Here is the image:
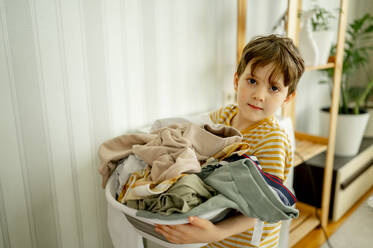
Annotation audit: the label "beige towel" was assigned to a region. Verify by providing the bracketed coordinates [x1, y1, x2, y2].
[98, 123, 242, 187]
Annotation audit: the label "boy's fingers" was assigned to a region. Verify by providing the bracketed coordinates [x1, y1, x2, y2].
[156, 225, 183, 239]
[156, 227, 180, 244]
[188, 216, 211, 229]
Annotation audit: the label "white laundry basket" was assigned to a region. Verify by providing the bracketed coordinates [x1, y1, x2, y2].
[105, 115, 296, 248]
[105, 173, 230, 248]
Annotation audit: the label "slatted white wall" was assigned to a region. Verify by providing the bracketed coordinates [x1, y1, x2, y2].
[0, 0, 236, 247]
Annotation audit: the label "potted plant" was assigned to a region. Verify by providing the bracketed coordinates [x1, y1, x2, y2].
[320, 13, 373, 156]
[298, 3, 336, 66]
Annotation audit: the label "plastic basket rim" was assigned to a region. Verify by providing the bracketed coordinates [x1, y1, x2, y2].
[105, 173, 228, 225]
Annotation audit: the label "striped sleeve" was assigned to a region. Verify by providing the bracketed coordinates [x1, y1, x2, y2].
[253, 128, 293, 181]
[209, 104, 236, 125]
[209, 109, 220, 124]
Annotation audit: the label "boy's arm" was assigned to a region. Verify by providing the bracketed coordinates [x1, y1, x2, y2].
[155, 213, 256, 244]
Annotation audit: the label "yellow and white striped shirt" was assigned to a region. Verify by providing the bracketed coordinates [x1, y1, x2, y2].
[205, 104, 293, 248]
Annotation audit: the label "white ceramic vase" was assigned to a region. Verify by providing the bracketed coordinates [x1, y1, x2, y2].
[298, 10, 318, 66]
[313, 30, 334, 65]
[320, 109, 370, 157]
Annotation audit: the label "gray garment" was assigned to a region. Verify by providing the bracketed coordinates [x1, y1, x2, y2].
[135, 159, 299, 223]
[126, 174, 216, 215]
[199, 158, 292, 206]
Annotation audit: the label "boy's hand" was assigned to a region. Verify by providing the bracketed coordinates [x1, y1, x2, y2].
[155, 216, 225, 244]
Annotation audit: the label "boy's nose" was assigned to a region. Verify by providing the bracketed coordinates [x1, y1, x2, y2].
[252, 87, 266, 101]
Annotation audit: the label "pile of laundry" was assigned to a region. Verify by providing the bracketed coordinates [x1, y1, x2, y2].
[98, 121, 298, 223]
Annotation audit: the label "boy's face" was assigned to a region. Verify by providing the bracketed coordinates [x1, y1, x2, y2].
[234, 62, 291, 127]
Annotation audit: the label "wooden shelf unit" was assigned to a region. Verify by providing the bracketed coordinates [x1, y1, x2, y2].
[305, 63, 335, 71]
[294, 132, 328, 167]
[289, 202, 320, 247]
[235, 0, 349, 247]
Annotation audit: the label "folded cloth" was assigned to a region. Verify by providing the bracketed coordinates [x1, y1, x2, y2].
[126, 174, 216, 215]
[117, 166, 185, 202]
[197, 155, 295, 206]
[114, 155, 147, 197]
[134, 158, 299, 223]
[98, 122, 242, 187]
[224, 154, 296, 206]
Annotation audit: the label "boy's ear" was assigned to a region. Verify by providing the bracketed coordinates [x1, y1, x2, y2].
[234, 73, 239, 91]
[284, 92, 296, 103]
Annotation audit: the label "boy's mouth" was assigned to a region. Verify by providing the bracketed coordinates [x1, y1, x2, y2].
[248, 103, 263, 110]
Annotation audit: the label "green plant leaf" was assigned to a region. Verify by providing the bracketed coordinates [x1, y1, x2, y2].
[309, 4, 336, 31]
[324, 12, 373, 114]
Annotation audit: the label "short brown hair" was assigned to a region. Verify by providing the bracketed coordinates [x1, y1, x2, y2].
[237, 34, 305, 96]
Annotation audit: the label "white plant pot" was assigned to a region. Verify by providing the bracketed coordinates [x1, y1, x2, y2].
[313, 30, 334, 65]
[364, 107, 373, 137]
[320, 109, 370, 157]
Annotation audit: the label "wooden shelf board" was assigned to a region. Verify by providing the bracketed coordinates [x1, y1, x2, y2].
[305, 63, 335, 71]
[290, 202, 320, 247]
[294, 132, 328, 167]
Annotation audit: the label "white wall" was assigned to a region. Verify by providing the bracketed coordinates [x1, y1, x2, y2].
[0, 1, 236, 247]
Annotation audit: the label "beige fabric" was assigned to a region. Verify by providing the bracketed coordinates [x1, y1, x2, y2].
[98, 123, 242, 187]
[204, 142, 251, 164]
[117, 166, 185, 202]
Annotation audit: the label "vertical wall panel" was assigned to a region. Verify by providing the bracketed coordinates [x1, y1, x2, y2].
[4, 0, 59, 247]
[0, 81, 33, 248]
[55, 1, 87, 247]
[196, 0, 217, 112]
[81, 0, 112, 246]
[0, 2, 35, 247]
[124, 0, 148, 129]
[61, 0, 100, 247]
[0, 165, 10, 248]
[184, 0, 201, 113]
[142, 0, 159, 122]
[103, 0, 127, 136]
[154, 1, 172, 118]
[0, 206, 6, 248]
[217, 0, 237, 105]
[170, 1, 187, 115]
[32, 0, 82, 247]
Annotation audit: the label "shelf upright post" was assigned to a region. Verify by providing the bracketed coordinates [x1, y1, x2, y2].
[321, 0, 349, 228]
[237, 0, 247, 66]
[283, 0, 302, 126]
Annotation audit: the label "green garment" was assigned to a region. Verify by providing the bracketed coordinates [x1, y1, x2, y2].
[135, 159, 299, 223]
[126, 174, 216, 215]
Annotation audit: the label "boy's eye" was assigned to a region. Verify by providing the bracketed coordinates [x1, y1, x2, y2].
[248, 78, 256, 85]
[270, 86, 279, 92]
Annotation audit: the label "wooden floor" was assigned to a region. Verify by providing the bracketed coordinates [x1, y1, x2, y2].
[293, 186, 373, 248]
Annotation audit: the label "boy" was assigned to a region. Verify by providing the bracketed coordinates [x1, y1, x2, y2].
[155, 34, 305, 247]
